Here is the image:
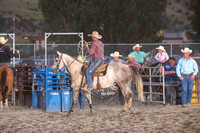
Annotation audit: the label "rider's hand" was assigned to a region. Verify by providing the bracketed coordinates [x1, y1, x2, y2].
[180, 76, 184, 80]
[85, 43, 88, 48]
[171, 71, 176, 74]
[190, 74, 195, 80]
[16, 50, 20, 54]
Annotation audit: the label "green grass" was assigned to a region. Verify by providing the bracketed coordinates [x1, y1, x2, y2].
[164, 0, 193, 32]
[0, 0, 43, 21]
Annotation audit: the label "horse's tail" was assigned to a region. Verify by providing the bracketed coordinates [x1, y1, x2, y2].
[130, 66, 144, 102]
[1, 68, 7, 89]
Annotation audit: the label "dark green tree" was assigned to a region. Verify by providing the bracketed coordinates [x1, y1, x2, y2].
[38, 0, 167, 43]
[189, 0, 200, 42]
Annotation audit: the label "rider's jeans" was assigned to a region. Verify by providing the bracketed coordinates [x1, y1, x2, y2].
[78, 91, 85, 110]
[181, 75, 194, 105]
[86, 58, 103, 89]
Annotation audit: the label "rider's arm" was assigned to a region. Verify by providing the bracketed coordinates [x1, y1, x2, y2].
[6, 47, 18, 58]
[87, 44, 96, 55]
[176, 59, 182, 78]
[143, 51, 151, 57]
[155, 53, 159, 61]
[165, 52, 169, 61]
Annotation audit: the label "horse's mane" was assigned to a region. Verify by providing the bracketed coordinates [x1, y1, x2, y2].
[61, 52, 84, 64]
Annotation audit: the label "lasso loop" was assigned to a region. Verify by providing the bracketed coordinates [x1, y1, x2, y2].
[77, 40, 91, 62]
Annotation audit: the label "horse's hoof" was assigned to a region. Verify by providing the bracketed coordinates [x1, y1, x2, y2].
[120, 110, 126, 115]
[89, 111, 93, 116]
[64, 113, 71, 117]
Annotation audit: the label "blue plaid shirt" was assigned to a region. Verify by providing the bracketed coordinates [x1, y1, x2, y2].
[164, 63, 180, 81]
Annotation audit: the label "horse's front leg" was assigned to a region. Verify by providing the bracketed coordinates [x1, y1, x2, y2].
[83, 85, 92, 114]
[68, 88, 79, 114]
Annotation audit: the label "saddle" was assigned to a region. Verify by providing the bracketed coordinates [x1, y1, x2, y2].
[80, 61, 108, 90]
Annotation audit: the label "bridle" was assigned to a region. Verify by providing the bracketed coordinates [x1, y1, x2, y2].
[55, 53, 76, 73]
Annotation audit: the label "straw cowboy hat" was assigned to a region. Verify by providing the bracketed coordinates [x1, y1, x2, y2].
[128, 54, 136, 59]
[0, 37, 8, 44]
[133, 44, 142, 50]
[88, 31, 102, 39]
[156, 46, 166, 52]
[181, 47, 192, 54]
[110, 51, 122, 57]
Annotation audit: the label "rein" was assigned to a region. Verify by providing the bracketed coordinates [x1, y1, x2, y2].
[56, 53, 76, 73]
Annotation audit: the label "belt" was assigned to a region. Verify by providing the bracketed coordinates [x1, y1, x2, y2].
[182, 73, 193, 76]
[92, 58, 102, 60]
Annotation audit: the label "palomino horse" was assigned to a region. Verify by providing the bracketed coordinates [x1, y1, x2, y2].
[0, 65, 14, 111]
[52, 51, 144, 114]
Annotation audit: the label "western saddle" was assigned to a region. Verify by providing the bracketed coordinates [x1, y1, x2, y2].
[80, 60, 108, 90]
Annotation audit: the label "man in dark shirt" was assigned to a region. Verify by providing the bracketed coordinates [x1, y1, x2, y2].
[0, 37, 20, 90]
[164, 57, 181, 105]
[0, 37, 19, 65]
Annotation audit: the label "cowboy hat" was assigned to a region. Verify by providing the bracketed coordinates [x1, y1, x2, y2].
[181, 47, 192, 54]
[133, 44, 142, 50]
[88, 31, 102, 39]
[156, 46, 166, 52]
[110, 51, 122, 57]
[0, 37, 8, 44]
[128, 54, 136, 59]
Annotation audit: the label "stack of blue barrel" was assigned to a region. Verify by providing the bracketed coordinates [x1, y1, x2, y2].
[32, 66, 72, 112]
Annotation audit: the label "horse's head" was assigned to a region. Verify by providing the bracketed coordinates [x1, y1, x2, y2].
[52, 51, 65, 73]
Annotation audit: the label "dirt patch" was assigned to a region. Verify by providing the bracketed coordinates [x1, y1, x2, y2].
[0, 104, 200, 132]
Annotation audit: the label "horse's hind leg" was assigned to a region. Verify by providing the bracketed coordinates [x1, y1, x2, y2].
[128, 97, 133, 110]
[118, 84, 133, 112]
[83, 85, 93, 114]
[0, 90, 3, 111]
[4, 87, 12, 108]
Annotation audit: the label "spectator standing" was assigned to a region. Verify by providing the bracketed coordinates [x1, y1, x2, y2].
[164, 57, 181, 105]
[176, 47, 198, 107]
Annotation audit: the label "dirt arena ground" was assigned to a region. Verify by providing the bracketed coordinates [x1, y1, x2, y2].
[0, 104, 200, 133]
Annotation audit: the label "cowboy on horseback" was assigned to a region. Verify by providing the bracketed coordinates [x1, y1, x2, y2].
[0, 37, 20, 89]
[85, 31, 104, 90]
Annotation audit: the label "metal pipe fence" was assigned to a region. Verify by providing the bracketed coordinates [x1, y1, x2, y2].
[3, 41, 200, 105]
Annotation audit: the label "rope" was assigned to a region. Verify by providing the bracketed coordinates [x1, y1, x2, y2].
[77, 40, 91, 62]
[148, 49, 156, 67]
[10, 47, 21, 64]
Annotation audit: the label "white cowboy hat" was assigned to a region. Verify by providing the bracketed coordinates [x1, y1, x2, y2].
[181, 47, 192, 54]
[133, 44, 142, 50]
[110, 51, 122, 57]
[156, 46, 166, 52]
[0, 37, 8, 44]
[88, 31, 102, 39]
[128, 54, 136, 59]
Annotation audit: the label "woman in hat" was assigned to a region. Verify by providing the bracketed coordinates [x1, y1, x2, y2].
[176, 47, 198, 107]
[155, 46, 169, 63]
[109, 51, 126, 64]
[85, 31, 104, 90]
